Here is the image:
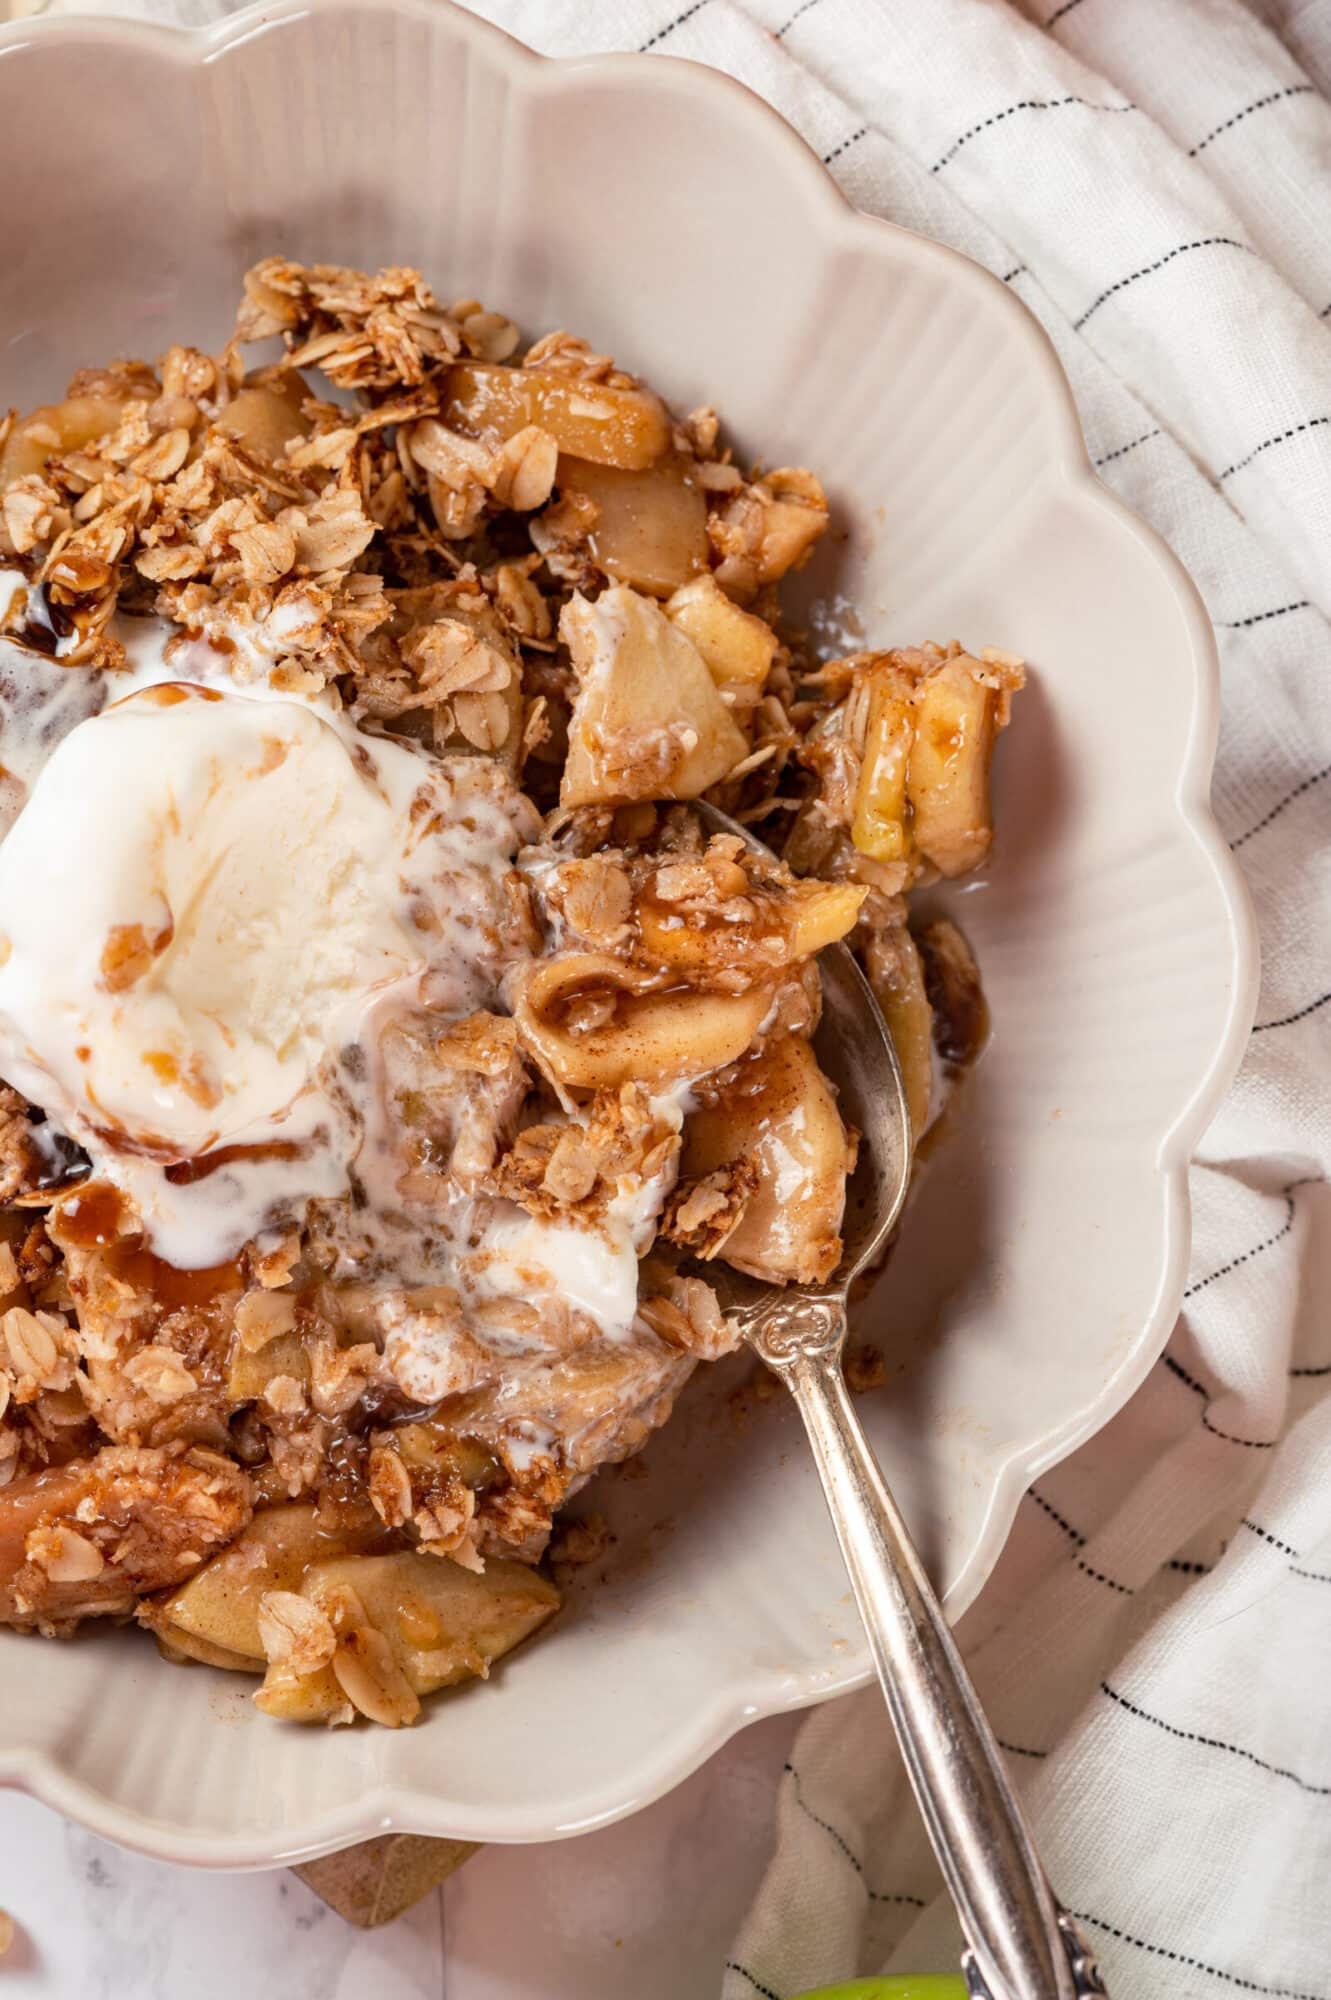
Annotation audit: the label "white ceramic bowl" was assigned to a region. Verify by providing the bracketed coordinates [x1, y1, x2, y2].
[0, 0, 1256, 1867]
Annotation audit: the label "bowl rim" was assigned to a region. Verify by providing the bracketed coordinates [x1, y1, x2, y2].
[0, 0, 1259, 1869]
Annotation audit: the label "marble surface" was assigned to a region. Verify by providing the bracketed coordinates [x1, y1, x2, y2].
[0, 1711, 800, 1997]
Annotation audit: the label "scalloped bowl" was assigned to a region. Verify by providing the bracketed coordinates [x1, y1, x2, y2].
[0, 0, 1255, 1866]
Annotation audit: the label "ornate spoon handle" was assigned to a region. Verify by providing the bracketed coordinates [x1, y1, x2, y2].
[757, 1298, 1106, 2000]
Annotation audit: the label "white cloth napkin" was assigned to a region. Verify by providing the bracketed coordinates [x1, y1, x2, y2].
[43, 0, 1331, 1991]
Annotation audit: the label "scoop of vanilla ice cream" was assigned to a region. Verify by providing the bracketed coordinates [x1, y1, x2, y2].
[0, 682, 429, 1163]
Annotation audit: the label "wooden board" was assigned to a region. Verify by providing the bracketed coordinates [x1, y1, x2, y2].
[292, 1834, 479, 1926]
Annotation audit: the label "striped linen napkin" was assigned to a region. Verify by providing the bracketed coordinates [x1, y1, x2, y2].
[43, 0, 1331, 1992]
[464, 7, 1331, 1996]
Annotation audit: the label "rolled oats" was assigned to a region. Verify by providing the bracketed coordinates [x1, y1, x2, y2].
[231, 517, 296, 585]
[2, 1308, 72, 1394]
[331, 1626, 421, 1728]
[256, 1589, 337, 1674]
[260, 1373, 307, 1418]
[367, 1444, 413, 1529]
[638, 1276, 738, 1362]
[307, 1344, 367, 1421]
[235, 1287, 299, 1350]
[121, 1346, 198, 1406]
[453, 689, 512, 750]
[4, 477, 68, 556]
[453, 303, 520, 364]
[489, 427, 557, 513]
[430, 1011, 519, 1076]
[26, 1523, 105, 1584]
[492, 559, 553, 641]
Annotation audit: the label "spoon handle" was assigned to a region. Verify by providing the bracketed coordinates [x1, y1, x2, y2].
[768, 1306, 1106, 2000]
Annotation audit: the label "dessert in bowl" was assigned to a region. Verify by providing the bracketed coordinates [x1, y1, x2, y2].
[0, 0, 1254, 1862]
[0, 257, 1020, 1729]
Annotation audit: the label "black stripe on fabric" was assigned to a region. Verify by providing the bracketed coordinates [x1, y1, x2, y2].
[1073, 238, 1252, 330]
[1242, 1518, 1300, 1559]
[1028, 1486, 1084, 1545]
[638, 0, 710, 50]
[998, 1738, 1049, 1760]
[1292, 1565, 1331, 1584]
[822, 125, 867, 165]
[1162, 1355, 1275, 1450]
[1079, 1556, 1134, 1592]
[725, 1964, 781, 2000]
[1188, 84, 1316, 157]
[1205, 1419, 1274, 1450]
[1030, 1489, 1212, 1580]
[1072, 1911, 1322, 1999]
[783, 1764, 926, 1906]
[1093, 427, 1161, 468]
[1253, 989, 1331, 1033]
[1182, 1179, 1322, 1296]
[1291, 1362, 1331, 1378]
[1101, 1681, 1331, 1795]
[1164, 1353, 1207, 1395]
[930, 95, 1133, 174]
[1219, 415, 1331, 482]
[1233, 763, 1330, 844]
[1166, 1558, 1214, 1575]
[1000, 263, 1028, 283]
[1045, 0, 1088, 24]
[774, 0, 824, 35]
[1218, 600, 1311, 631]
[1028, 1490, 1133, 1591]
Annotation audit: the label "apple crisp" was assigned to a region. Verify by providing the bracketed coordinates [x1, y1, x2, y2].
[0, 259, 1022, 1726]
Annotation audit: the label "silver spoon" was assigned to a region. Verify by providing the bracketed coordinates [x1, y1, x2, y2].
[694, 801, 1106, 2000]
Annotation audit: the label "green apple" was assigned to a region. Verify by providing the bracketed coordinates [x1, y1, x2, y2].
[792, 1979, 968, 2000]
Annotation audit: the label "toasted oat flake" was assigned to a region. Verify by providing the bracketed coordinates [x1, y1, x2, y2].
[2, 1308, 72, 1393]
[261, 1373, 306, 1418]
[122, 1346, 198, 1406]
[331, 1626, 421, 1728]
[367, 1444, 413, 1528]
[26, 1523, 105, 1583]
[490, 427, 558, 513]
[257, 1589, 337, 1674]
[235, 1287, 299, 1350]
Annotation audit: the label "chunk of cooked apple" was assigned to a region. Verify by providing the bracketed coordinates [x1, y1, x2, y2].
[664, 573, 778, 693]
[253, 1550, 560, 1723]
[559, 586, 748, 808]
[681, 1034, 854, 1285]
[905, 663, 998, 877]
[214, 372, 310, 461]
[557, 455, 708, 598]
[851, 661, 917, 864]
[515, 952, 772, 1090]
[638, 877, 864, 980]
[148, 1502, 386, 1668]
[442, 363, 669, 469]
[0, 394, 131, 484]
